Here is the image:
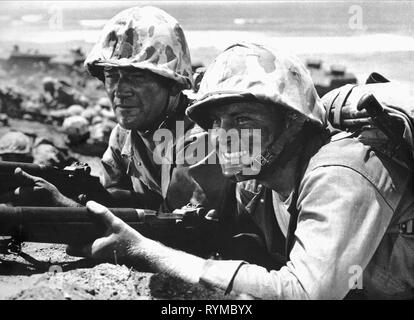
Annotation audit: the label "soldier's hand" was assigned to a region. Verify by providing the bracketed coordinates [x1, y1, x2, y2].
[12, 167, 68, 206]
[66, 201, 143, 260]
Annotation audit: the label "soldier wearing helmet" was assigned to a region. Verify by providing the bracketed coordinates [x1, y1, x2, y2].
[71, 43, 413, 300]
[10, 7, 228, 214]
[41, 77, 80, 110]
[0, 131, 33, 163]
[62, 115, 90, 145]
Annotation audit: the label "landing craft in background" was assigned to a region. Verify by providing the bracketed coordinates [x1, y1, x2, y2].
[6, 45, 54, 71]
[306, 58, 358, 97]
[4, 46, 86, 72]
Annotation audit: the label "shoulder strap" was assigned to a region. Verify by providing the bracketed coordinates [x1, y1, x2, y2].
[285, 186, 300, 257]
[327, 84, 357, 129]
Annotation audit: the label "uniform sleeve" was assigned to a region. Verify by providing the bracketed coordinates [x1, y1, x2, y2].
[200, 165, 395, 299]
[101, 127, 129, 189]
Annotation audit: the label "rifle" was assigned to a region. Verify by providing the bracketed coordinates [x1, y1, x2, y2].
[0, 161, 112, 206]
[0, 205, 287, 270]
[0, 205, 217, 256]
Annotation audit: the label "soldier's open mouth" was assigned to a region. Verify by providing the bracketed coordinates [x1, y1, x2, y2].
[218, 149, 254, 169]
[221, 150, 248, 161]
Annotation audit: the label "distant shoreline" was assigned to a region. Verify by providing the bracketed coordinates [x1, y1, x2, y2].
[2, 31, 414, 56]
[1, 35, 413, 96]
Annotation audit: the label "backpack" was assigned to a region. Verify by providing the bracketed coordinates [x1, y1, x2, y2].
[321, 73, 414, 169]
[286, 74, 414, 257]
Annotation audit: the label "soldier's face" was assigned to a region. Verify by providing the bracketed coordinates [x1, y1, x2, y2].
[104, 67, 170, 131]
[209, 102, 283, 178]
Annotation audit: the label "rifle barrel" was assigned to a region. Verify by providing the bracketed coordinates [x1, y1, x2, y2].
[0, 206, 180, 244]
[0, 161, 51, 176]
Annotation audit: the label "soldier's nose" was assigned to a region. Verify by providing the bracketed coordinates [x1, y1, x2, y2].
[114, 84, 134, 98]
[221, 118, 235, 131]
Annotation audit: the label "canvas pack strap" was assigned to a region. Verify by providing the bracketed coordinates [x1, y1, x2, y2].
[326, 84, 357, 129]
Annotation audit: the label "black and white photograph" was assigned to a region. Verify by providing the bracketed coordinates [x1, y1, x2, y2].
[0, 0, 413, 304]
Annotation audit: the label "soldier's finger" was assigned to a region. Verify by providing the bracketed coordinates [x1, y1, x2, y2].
[14, 168, 38, 186]
[14, 187, 36, 205]
[90, 236, 116, 259]
[86, 201, 120, 229]
[66, 244, 87, 257]
[66, 236, 113, 259]
[205, 209, 219, 221]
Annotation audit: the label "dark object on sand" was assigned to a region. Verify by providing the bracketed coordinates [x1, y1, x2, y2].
[306, 59, 358, 97]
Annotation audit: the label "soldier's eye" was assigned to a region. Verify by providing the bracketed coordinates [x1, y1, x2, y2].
[104, 72, 119, 79]
[129, 74, 145, 81]
[211, 117, 221, 128]
[236, 116, 251, 124]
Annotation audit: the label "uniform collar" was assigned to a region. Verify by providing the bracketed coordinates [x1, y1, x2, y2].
[120, 130, 133, 158]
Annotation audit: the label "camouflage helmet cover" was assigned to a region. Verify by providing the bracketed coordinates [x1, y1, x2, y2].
[62, 115, 90, 138]
[67, 104, 85, 116]
[186, 43, 326, 130]
[85, 6, 193, 89]
[0, 131, 32, 155]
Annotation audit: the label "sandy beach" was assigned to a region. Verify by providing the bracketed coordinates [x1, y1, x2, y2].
[0, 1, 413, 301]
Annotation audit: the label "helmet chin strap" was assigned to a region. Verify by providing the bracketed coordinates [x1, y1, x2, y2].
[249, 118, 314, 179]
[252, 119, 329, 181]
[257, 147, 278, 168]
[228, 146, 277, 183]
[249, 144, 279, 180]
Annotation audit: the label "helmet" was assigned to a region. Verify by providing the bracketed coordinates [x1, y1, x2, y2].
[0, 113, 8, 126]
[78, 95, 90, 108]
[67, 104, 85, 116]
[0, 131, 32, 155]
[81, 107, 99, 122]
[84, 6, 193, 90]
[22, 100, 42, 113]
[42, 77, 57, 92]
[32, 138, 64, 167]
[62, 115, 89, 141]
[32, 143, 62, 166]
[42, 77, 56, 86]
[186, 43, 325, 130]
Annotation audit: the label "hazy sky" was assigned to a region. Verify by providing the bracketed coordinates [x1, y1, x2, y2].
[1, 0, 388, 10]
